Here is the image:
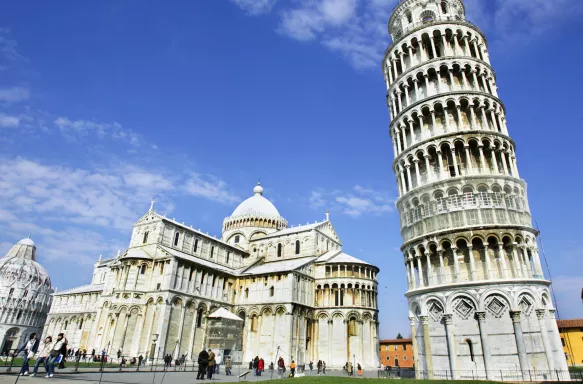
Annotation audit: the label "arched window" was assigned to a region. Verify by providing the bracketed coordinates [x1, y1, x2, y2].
[210, 246, 215, 258]
[277, 244, 282, 257]
[251, 315, 258, 332]
[420, 10, 436, 23]
[466, 339, 475, 361]
[173, 232, 180, 247]
[270, 286, 274, 297]
[140, 264, 147, 275]
[441, 1, 449, 14]
[348, 317, 357, 336]
[193, 239, 199, 253]
[295, 240, 300, 255]
[16, 311, 22, 320]
[196, 309, 204, 328]
[234, 235, 240, 244]
[226, 252, 230, 264]
[394, 358, 399, 367]
[142, 231, 149, 244]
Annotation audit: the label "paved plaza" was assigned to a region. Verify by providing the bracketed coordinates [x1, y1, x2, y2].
[0, 368, 379, 384]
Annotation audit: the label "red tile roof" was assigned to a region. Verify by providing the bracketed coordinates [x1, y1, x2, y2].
[380, 338, 412, 343]
[557, 319, 583, 328]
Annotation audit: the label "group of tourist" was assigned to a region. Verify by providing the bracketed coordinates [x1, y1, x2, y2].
[195, 348, 217, 380]
[343, 361, 362, 376]
[14, 332, 68, 378]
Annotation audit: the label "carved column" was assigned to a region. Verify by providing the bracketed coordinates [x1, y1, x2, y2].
[536, 309, 554, 370]
[510, 310, 528, 374]
[420, 315, 433, 379]
[443, 314, 457, 379]
[476, 312, 493, 380]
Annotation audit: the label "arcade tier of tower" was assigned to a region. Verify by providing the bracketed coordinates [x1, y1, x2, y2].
[383, 0, 568, 379]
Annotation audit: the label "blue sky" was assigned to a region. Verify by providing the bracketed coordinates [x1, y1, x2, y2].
[1, 0, 582, 338]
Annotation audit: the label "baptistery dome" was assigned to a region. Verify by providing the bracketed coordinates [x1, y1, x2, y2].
[0, 237, 53, 355]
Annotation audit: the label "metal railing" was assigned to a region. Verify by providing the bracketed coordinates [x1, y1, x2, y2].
[378, 369, 583, 381]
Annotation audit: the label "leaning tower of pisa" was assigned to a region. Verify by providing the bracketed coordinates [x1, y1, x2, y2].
[383, 0, 568, 379]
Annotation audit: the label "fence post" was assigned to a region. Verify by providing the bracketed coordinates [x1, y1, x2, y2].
[557, 369, 560, 382]
[6, 353, 15, 373]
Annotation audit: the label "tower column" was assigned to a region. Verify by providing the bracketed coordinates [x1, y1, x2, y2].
[536, 309, 555, 370]
[443, 314, 457, 379]
[420, 315, 433, 379]
[510, 310, 528, 374]
[476, 312, 493, 380]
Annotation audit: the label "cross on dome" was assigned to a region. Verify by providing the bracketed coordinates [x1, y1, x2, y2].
[253, 181, 263, 196]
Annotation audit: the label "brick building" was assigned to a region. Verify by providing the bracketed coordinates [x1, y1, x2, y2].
[557, 319, 583, 366]
[380, 338, 414, 368]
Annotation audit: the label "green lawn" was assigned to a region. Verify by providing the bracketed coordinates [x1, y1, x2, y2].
[284, 377, 498, 384]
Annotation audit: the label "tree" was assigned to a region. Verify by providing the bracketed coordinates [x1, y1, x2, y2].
[396, 333, 403, 339]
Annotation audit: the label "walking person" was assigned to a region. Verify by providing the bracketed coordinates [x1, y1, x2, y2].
[317, 360, 322, 375]
[257, 357, 264, 376]
[138, 354, 143, 367]
[277, 357, 285, 378]
[347, 361, 353, 376]
[225, 356, 232, 376]
[308, 361, 313, 375]
[47, 333, 67, 378]
[14, 333, 39, 376]
[207, 349, 215, 380]
[322, 361, 326, 375]
[290, 360, 296, 377]
[196, 349, 209, 380]
[30, 336, 53, 377]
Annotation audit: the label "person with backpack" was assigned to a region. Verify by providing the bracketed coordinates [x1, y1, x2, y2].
[14, 333, 39, 376]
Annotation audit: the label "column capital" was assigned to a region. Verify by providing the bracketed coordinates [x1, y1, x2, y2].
[442, 314, 453, 325]
[413, 158, 420, 164]
[475, 311, 486, 323]
[548, 309, 556, 319]
[412, 78, 419, 83]
[419, 315, 429, 325]
[424, 153, 431, 159]
[535, 309, 546, 320]
[409, 316, 416, 326]
[510, 310, 521, 323]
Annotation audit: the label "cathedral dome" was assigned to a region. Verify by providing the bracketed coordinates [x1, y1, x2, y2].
[231, 183, 280, 217]
[223, 182, 288, 234]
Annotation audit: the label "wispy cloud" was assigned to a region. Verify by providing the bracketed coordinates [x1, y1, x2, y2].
[231, 0, 583, 69]
[0, 86, 29, 102]
[54, 117, 143, 146]
[0, 113, 21, 127]
[0, 158, 239, 233]
[231, 0, 278, 15]
[310, 185, 394, 216]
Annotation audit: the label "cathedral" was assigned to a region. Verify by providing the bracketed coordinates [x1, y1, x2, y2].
[43, 183, 380, 368]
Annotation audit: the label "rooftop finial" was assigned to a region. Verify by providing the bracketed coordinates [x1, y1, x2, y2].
[98, 254, 102, 261]
[28, 233, 32, 239]
[150, 198, 155, 211]
[253, 181, 264, 196]
[325, 209, 330, 221]
[117, 249, 121, 257]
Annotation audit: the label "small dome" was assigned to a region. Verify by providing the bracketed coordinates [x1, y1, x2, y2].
[231, 183, 280, 218]
[18, 237, 35, 247]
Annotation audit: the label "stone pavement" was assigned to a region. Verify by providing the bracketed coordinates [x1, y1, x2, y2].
[0, 369, 380, 384]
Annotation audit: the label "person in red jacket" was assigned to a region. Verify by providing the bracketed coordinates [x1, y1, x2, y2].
[257, 358, 264, 376]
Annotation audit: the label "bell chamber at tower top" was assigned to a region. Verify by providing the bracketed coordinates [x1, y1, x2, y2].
[389, 0, 467, 40]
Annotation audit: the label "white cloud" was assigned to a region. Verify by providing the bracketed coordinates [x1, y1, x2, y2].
[0, 113, 20, 127]
[235, 0, 583, 69]
[231, 0, 278, 15]
[310, 184, 394, 216]
[0, 86, 29, 102]
[184, 173, 240, 204]
[54, 116, 142, 146]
